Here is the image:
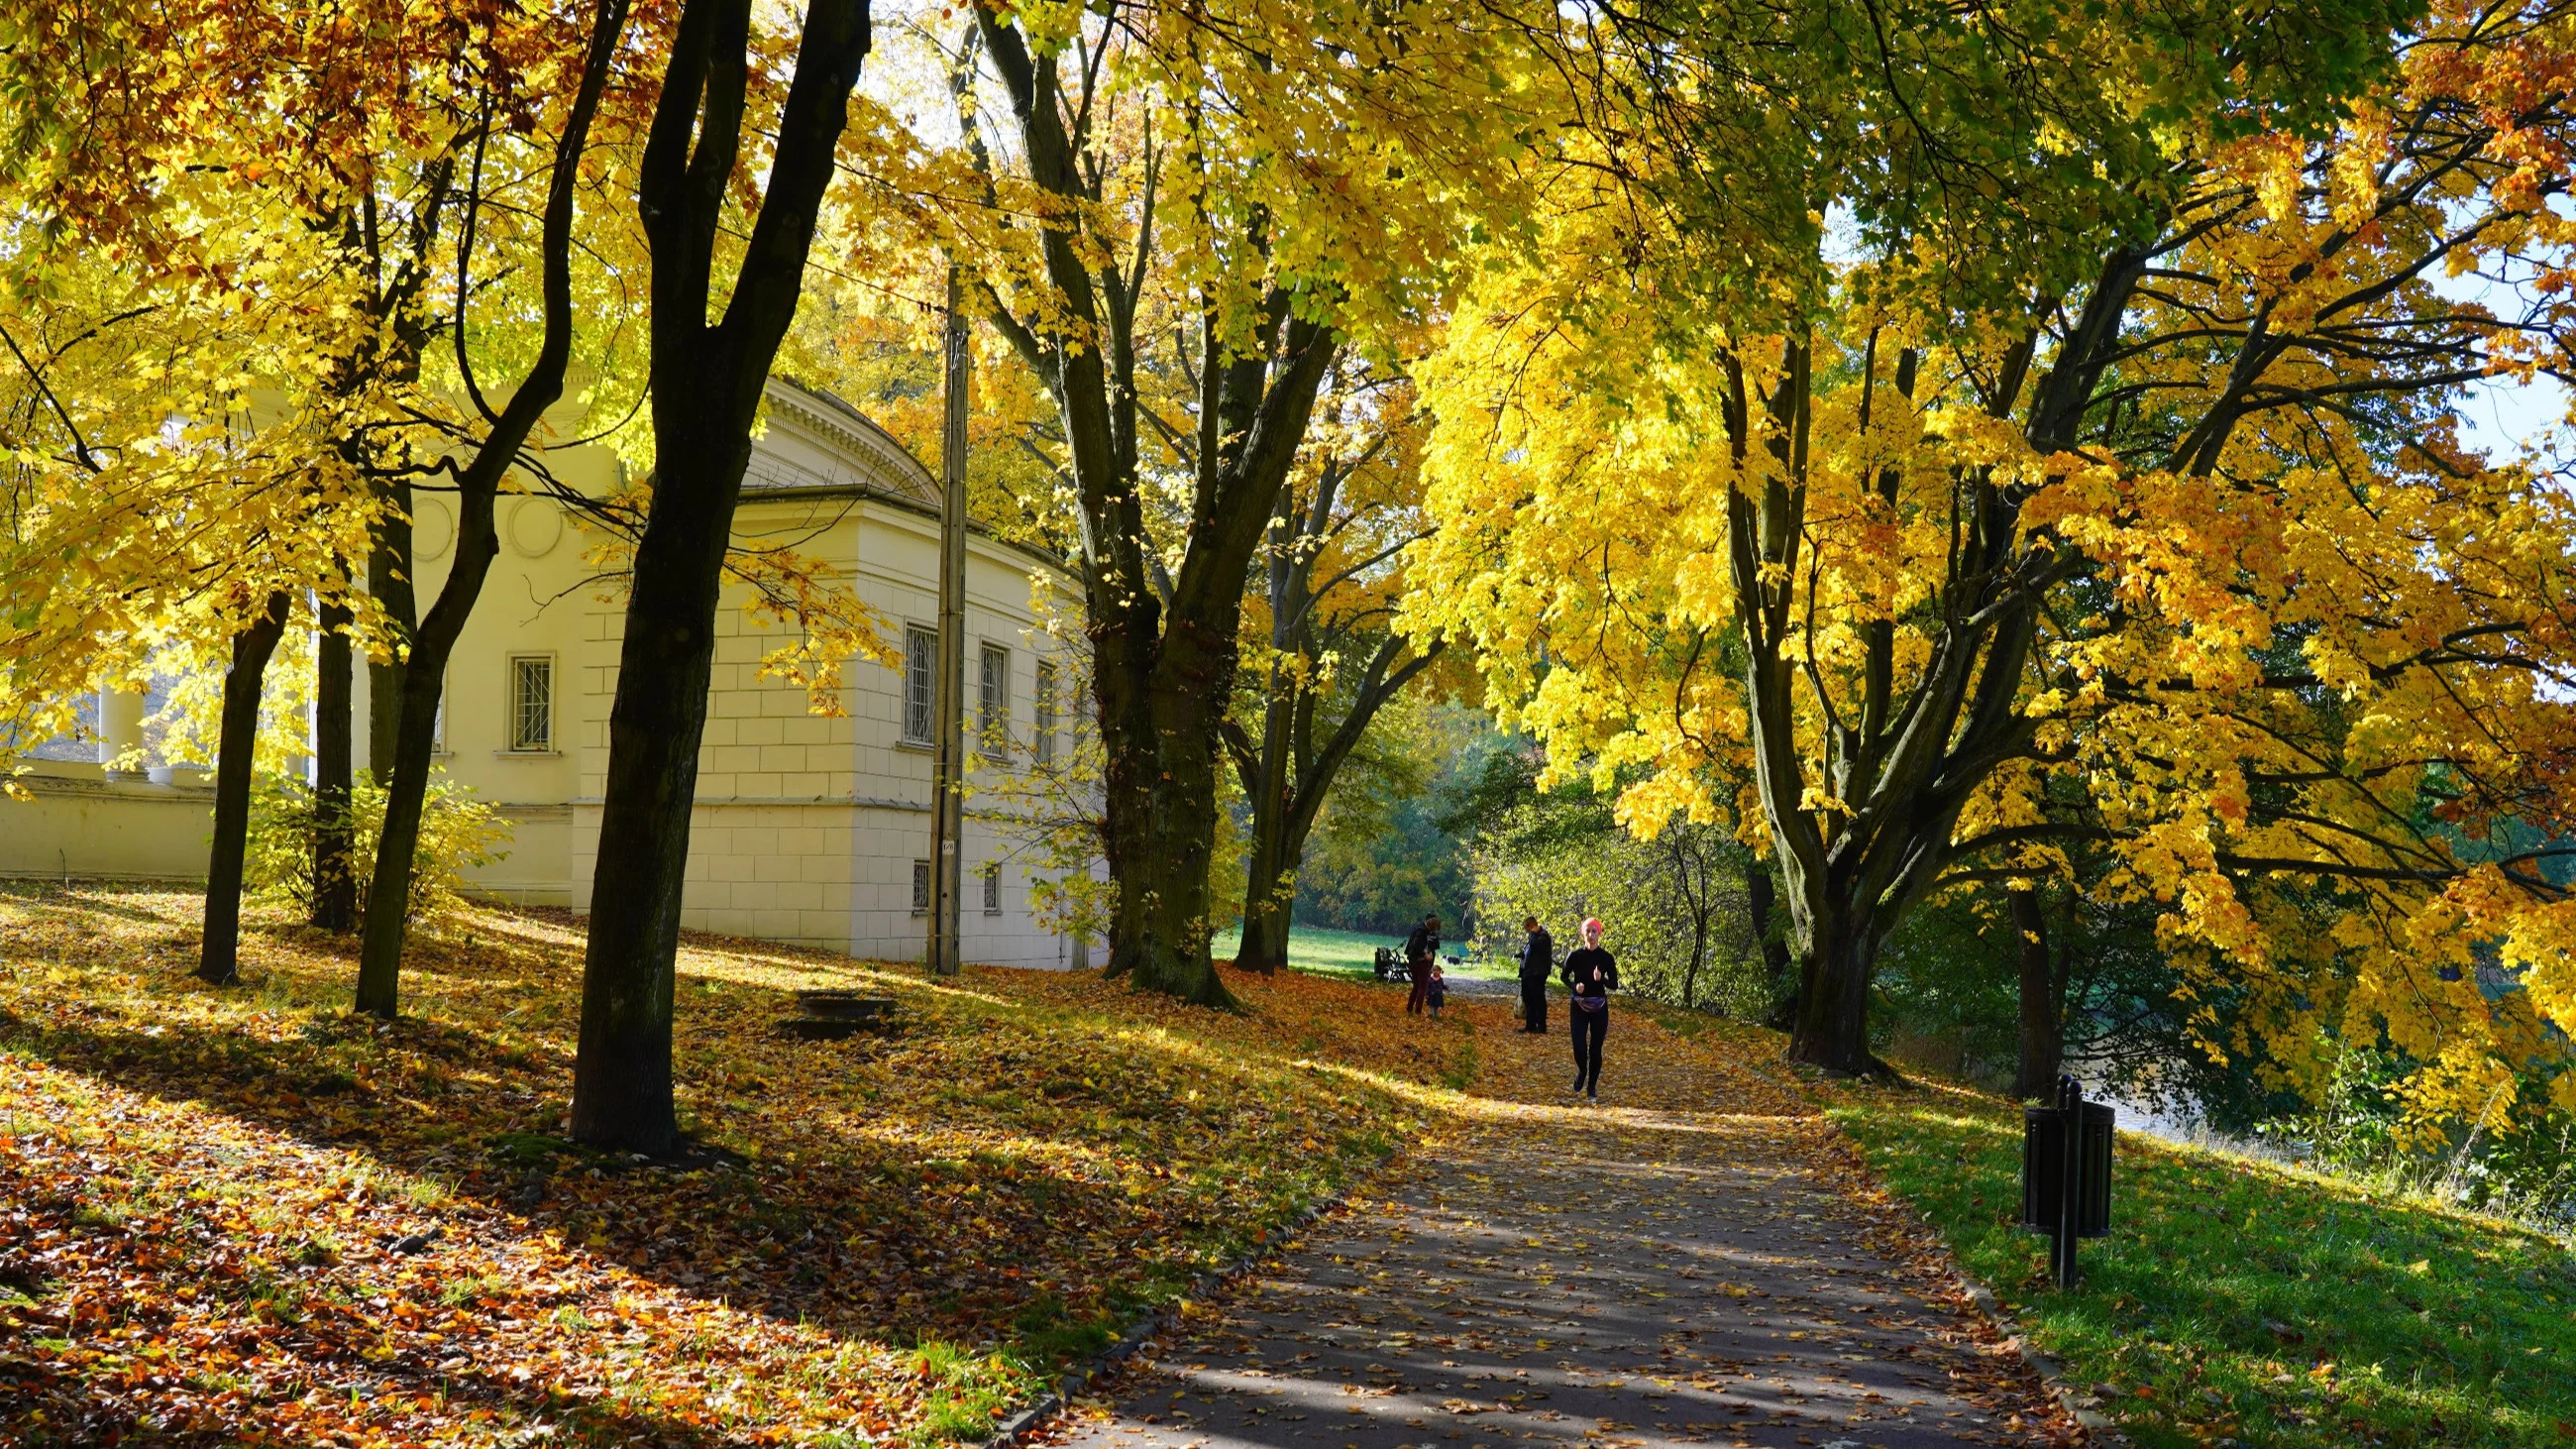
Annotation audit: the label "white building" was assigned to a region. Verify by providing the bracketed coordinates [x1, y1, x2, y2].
[3, 379, 1095, 971]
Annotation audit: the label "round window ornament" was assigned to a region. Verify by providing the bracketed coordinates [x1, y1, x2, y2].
[508, 498, 565, 558]
[413, 497, 456, 561]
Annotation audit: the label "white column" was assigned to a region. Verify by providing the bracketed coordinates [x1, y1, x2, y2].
[98, 685, 147, 780]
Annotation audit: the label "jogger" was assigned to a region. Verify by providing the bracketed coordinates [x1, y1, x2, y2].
[1559, 918, 1617, 1098]
[1570, 1001, 1607, 1093]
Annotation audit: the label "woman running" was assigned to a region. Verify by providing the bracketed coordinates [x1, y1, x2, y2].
[1559, 918, 1618, 1100]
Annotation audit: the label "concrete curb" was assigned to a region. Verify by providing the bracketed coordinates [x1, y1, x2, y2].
[976, 1167, 1383, 1449]
[1952, 1277, 2130, 1446]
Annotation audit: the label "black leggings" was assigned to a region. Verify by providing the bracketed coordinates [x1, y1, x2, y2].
[1570, 1005, 1608, 1091]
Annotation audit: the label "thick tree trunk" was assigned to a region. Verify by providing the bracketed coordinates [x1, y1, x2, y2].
[2010, 885, 2062, 1097]
[1098, 640, 1237, 1006]
[312, 598, 357, 931]
[1785, 905, 1877, 1075]
[198, 592, 292, 985]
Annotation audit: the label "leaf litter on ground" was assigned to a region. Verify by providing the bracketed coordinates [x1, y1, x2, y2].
[0, 884, 1467, 1447]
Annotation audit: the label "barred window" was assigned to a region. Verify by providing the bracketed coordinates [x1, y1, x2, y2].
[912, 859, 931, 914]
[1033, 661, 1058, 767]
[978, 644, 1010, 751]
[903, 624, 936, 745]
[507, 656, 552, 752]
[981, 862, 1002, 915]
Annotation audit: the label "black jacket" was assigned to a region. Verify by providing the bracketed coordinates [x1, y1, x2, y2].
[1561, 947, 1618, 1000]
[1519, 929, 1555, 981]
[1404, 922, 1440, 962]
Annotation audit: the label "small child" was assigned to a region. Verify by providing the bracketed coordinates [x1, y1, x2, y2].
[1426, 960, 1448, 1019]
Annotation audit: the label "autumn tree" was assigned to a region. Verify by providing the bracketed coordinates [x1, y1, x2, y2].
[1225, 361, 1443, 971]
[1413, 0, 2576, 1128]
[933, 0, 1547, 1005]
[567, 0, 875, 1153]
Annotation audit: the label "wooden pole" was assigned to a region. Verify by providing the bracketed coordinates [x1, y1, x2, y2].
[927, 266, 971, 977]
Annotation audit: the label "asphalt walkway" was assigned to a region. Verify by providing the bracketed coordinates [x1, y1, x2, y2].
[1048, 995, 2077, 1449]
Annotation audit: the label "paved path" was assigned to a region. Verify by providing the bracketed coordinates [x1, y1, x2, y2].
[1049, 998, 2076, 1449]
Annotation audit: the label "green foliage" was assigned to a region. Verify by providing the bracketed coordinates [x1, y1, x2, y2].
[1292, 700, 1498, 935]
[1830, 1078, 2576, 1448]
[1456, 746, 1771, 1017]
[243, 769, 511, 925]
[1874, 880, 2296, 1131]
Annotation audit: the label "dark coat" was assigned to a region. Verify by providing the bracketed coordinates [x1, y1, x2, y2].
[1519, 929, 1555, 981]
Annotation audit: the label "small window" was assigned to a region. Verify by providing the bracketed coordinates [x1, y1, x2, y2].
[978, 644, 1010, 751]
[507, 656, 552, 752]
[981, 862, 1002, 915]
[1033, 661, 1058, 767]
[903, 624, 936, 745]
[912, 859, 931, 914]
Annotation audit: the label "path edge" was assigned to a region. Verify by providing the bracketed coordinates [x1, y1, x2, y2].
[1786, 1061, 2132, 1448]
[975, 1156, 1386, 1449]
[1950, 1272, 2132, 1446]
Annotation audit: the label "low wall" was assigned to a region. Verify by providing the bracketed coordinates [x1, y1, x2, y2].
[0, 763, 213, 885]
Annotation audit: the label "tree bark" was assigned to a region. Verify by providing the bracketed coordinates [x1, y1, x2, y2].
[366, 479, 415, 782]
[974, 14, 1343, 1007]
[2010, 885, 2062, 1097]
[198, 591, 292, 985]
[1785, 905, 1878, 1075]
[1745, 858, 1796, 1029]
[312, 596, 357, 931]
[353, 0, 630, 1019]
[569, 0, 872, 1153]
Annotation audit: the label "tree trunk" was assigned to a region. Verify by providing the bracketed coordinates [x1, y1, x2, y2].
[1785, 905, 1877, 1075]
[571, 429, 740, 1154]
[1234, 692, 1295, 972]
[366, 479, 415, 782]
[198, 592, 291, 985]
[1235, 833, 1293, 972]
[2011, 885, 2062, 1097]
[1745, 860, 1797, 1029]
[1097, 638, 1237, 1006]
[312, 597, 357, 931]
[352, 0, 629, 1019]
[569, 0, 871, 1153]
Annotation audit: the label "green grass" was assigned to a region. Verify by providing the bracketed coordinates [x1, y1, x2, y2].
[1827, 1075, 2576, 1448]
[1213, 924, 1521, 982]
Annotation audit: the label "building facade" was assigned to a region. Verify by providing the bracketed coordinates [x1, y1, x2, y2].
[4, 379, 1095, 971]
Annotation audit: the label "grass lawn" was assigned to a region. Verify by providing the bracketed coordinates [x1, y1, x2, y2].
[1212, 923, 1521, 983]
[0, 884, 1472, 1447]
[1825, 1073, 2576, 1448]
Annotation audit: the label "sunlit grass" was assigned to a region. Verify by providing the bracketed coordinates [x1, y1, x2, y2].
[1827, 1075, 2576, 1448]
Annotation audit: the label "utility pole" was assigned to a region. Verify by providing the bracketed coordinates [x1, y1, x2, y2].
[926, 267, 971, 977]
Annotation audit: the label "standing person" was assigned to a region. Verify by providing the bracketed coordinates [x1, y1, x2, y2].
[1518, 916, 1554, 1034]
[1426, 957, 1448, 1020]
[1560, 918, 1617, 1099]
[1403, 913, 1442, 1015]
